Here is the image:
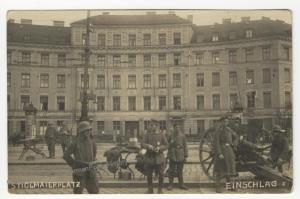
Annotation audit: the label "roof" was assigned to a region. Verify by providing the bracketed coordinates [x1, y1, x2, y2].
[71, 14, 191, 26]
[191, 19, 292, 43]
[7, 23, 71, 45]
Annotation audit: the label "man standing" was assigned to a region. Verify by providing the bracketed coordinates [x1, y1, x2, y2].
[213, 116, 238, 193]
[44, 122, 57, 159]
[63, 121, 99, 194]
[60, 122, 72, 153]
[167, 124, 188, 190]
[270, 125, 289, 173]
[141, 119, 168, 194]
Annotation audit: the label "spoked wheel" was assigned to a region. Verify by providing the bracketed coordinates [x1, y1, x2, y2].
[199, 128, 216, 181]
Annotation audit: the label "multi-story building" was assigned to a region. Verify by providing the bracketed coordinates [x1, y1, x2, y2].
[7, 13, 292, 140]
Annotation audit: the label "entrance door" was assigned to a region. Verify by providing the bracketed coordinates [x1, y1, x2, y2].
[125, 121, 139, 139]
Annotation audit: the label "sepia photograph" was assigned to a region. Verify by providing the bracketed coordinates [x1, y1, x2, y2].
[6, 9, 293, 194]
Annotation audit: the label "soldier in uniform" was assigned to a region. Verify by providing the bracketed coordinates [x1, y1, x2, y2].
[167, 124, 188, 190]
[63, 121, 99, 194]
[141, 119, 168, 194]
[60, 122, 72, 153]
[213, 116, 238, 193]
[44, 122, 57, 159]
[270, 125, 289, 173]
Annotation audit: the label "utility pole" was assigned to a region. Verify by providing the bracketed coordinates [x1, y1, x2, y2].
[80, 10, 92, 122]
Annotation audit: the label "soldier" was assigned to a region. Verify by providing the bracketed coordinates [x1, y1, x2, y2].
[213, 116, 238, 193]
[44, 122, 57, 159]
[167, 124, 188, 190]
[141, 119, 168, 194]
[63, 121, 99, 194]
[270, 125, 289, 173]
[60, 122, 72, 153]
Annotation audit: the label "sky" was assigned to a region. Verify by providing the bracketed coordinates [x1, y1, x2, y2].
[7, 10, 291, 27]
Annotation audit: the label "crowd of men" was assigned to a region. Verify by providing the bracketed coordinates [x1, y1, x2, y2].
[41, 117, 290, 194]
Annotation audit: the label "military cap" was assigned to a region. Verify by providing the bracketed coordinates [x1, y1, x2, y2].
[272, 125, 286, 133]
[77, 121, 92, 134]
[219, 116, 230, 121]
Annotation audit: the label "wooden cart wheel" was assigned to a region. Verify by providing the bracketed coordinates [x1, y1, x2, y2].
[199, 127, 216, 181]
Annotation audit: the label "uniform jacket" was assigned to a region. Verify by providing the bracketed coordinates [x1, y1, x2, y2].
[270, 135, 289, 161]
[167, 132, 188, 162]
[45, 126, 57, 143]
[141, 131, 168, 165]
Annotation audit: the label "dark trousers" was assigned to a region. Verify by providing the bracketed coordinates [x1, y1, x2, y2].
[47, 140, 55, 158]
[145, 164, 164, 191]
[73, 171, 99, 194]
[168, 161, 184, 185]
[61, 144, 66, 153]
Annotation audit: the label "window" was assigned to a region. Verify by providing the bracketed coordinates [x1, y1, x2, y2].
[56, 74, 66, 88]
[197, 95, 204, 110]
[22, 52, 31, 64]
[212, 51, 220, 64]
[128, 34, 136, 46]
[81, 54, 86, 65]
[247, 91, 256, 108]
[144, 96, 151, 111]
[159, 121, 166, 131]
[173, 96, 181, 110]
[229, 31, 236, 40]
[40, 95, 48, 111]
[58, 54, 66, 66]
[128, 54, 136, 67]
[81, 74, 89, 88]
[159, 54, 166, 67]
[196, 73, 204, 87]
[97, 96, 105, 111]
[263, 68, 271, 84]
[23, 34, 30, 42]
[174, 33, 181, 45]
[283, 47, 290, 60]
[174, 53, 181, 66]
[173, 73, 181, 88]
[20, 95, 30, 110]
[159, 96, 167, 111]
[285, 91, 291, 108]
[196, 53, 204, 65]
[113, 121, 121, 132]
[212, 72, 220, 87]
[97, 75, 105, 89]
[113, 34, 121, 46]
[144, 121, 150, 132]
[245, 48, 254, 62]
[212, 94, 220, 110]
[159, 74, 167, 88]
[113, 55, 121, 68]
[159, 33, 166, 45]
[98, 34, 106, 46]
[245, 29, 253, 38]
[143, 54, 151, 67]
[143, 34, 151, 46]
[128, 96, 136, 111]
[21, 73, 30, 88]
[82, 33, 87, 45]
[197, 120, 205, 135]
[40, 74, 49, 88]
[39, 121, 48, 136]
[97, 121, 105, 134]
[128, 75, 136, 89]
[263, 92, 272, 108]
[7, 51, 12, 64]
[113, 96, 121, 111]
[97, 55, 105, 68]
[7, 72, 11, 87]
[229, 72, 237, 86]
[41, 53, 49, 65]
[57, 96, 65, 111]
[285, 68, 290, 83]
[229, 93, 239, 109]
[228, 50, 237, 63]
[143, 74, 151, 88]
[246, 70, 254, 84]
[113, 75, 121, 89]
[262, 47, 271, 60]
[212, 32, 219, 42]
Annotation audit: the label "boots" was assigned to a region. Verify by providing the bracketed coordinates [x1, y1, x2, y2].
[215, 176, 222, 193]
[167, 176, 173, 190]
[146, 175, 154, 194]
[178, 173, 188, 190]
[158, 173, 164, 194]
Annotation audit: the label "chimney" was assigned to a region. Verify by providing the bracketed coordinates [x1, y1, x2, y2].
[21, 19, 32, 25]
[241, 16, 250, 24]
[222, 18, 231, 24]
[146, 11, 156, 15]
[53, 21, 64, 27]
[8, 19, 15, 23]
[103, 12, 110, 15]
[168, 11, 176, 15]
[187, 15, 193, 23]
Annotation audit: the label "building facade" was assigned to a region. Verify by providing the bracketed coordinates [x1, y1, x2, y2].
[7, 13, 292, 140]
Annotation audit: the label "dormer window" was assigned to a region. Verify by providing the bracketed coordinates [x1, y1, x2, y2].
[229, 31, 236, 40]
[212, 32, 219, 42]
[245, 29, 253, 38]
